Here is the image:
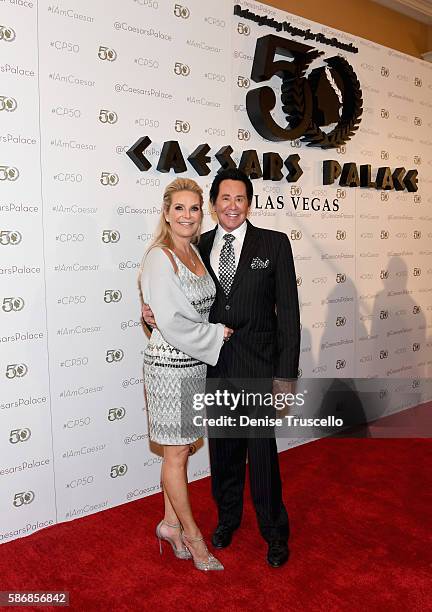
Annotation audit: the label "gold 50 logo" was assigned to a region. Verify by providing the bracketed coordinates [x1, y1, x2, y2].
[106, 349, 124, 363]
[99, 109, 118, 124]
[2, 297, 24, 312]
[0, 25, 16, 42]
[0, 230, 22, 245]
[102, 230, 120, 243]
[174, 4, 190, 18]
[237, 22, 250, 36]
[110, 464, 128, 478]
[0, 166, 19, 181]
[174, 62, 190, 77]
[98, 45, 117, 61]
[0, 96, 17, 111]
[13, 491, 35, 507]
[104, 289, 122, 303]
[108, 407, 126, 421]
[175, 120, 190, 133]
[100, 172, 119, 186]
[9, 427, 31, 444]
[237, 75, 250, 89]
[6, 363, 28, 379]
[238, 128, 251, 141]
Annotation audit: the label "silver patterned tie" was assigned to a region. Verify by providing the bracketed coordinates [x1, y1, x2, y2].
[219, 234, 236, 295]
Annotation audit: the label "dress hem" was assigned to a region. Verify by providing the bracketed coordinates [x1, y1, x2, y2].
[149, 436, 203, 446]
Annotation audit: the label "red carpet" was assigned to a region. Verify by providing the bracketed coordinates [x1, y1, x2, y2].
[1, 434, 431, 611]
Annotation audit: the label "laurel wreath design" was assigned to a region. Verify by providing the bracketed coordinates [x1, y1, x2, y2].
[301, 56, 363, 148]
[281, 49, 322, 132]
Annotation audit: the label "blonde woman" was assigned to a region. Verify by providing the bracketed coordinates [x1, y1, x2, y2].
[140, 178, 233, 571]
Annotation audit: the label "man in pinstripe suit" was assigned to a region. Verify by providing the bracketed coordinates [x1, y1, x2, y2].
[200, 168, 300, 567]
[143, 168, 300, 566]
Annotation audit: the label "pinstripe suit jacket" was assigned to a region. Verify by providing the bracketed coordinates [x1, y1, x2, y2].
[198, 220, 300, 380]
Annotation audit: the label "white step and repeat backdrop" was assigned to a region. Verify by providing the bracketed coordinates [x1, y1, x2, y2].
[1, 0, 431, 543]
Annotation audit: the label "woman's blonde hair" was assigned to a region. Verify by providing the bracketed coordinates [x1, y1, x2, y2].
[150, 178, 204, 251]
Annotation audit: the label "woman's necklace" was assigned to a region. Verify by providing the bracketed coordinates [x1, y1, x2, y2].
[175, 245, 196, 268]
[189, 246, 196, 267]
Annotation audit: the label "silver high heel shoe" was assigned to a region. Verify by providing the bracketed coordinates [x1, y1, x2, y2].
[182, 533, 224, 571]
[156, 520, 192, 560]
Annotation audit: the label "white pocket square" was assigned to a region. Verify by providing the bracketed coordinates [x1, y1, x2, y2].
[250, 257, 269, 269]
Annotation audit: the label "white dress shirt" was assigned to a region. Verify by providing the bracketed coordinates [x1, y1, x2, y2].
[210, 221, 247, 280]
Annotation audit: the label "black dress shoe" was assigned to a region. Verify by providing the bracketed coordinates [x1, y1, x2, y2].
[211, 525, 234, 548]
[267, 540, 289, 567]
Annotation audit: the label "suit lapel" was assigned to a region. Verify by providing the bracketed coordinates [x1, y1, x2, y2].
[198, 226, 221, 290]
[228, 220, 260, 298]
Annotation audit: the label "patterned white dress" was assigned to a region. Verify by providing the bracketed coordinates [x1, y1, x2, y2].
[140, 246, 224, 445]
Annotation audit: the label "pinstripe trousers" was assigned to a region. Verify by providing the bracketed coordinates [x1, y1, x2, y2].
[208, 436, 289, 542]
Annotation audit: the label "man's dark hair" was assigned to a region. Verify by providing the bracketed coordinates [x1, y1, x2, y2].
[209, 168, 253, 205]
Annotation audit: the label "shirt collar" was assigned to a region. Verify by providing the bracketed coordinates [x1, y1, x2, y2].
[215, 220, 247, 244]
